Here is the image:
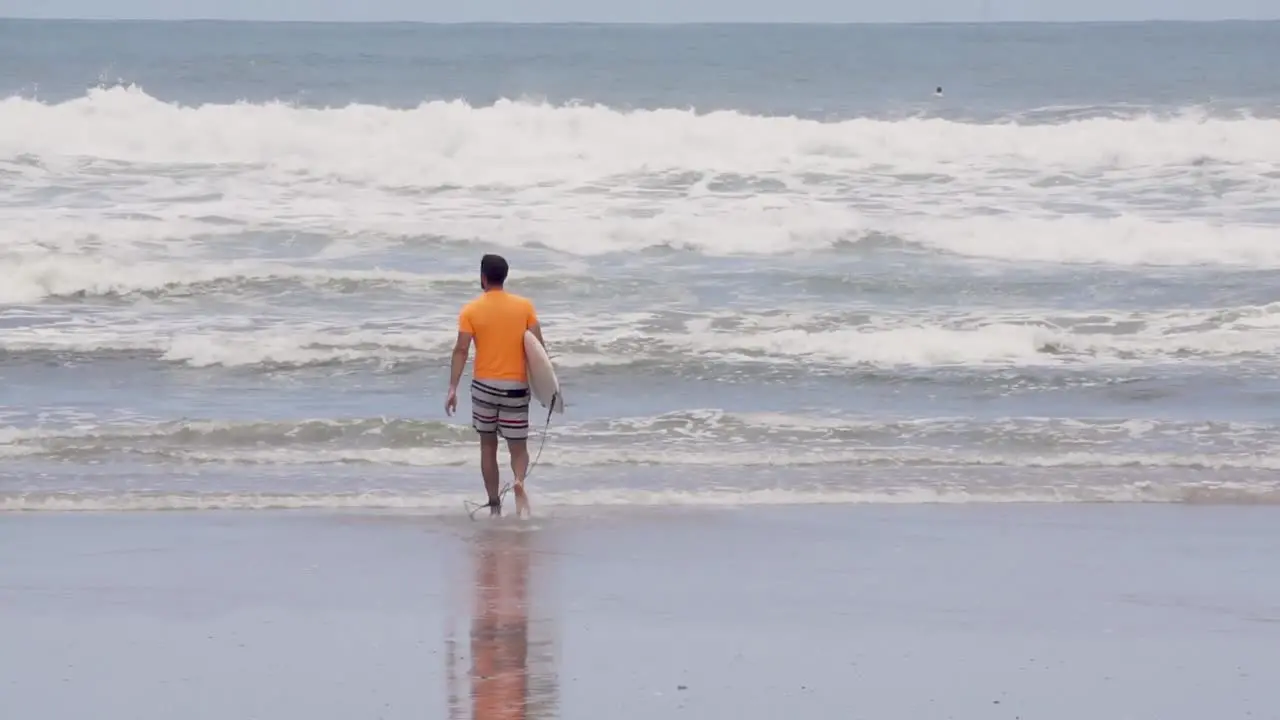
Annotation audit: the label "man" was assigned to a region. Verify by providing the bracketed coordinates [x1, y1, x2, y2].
[445, 253, 545, 517]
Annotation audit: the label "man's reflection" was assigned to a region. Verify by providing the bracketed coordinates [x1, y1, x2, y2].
[447, 526, 558, 720]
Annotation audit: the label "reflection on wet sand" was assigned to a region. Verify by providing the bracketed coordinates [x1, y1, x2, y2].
[447, 526, 559, 720]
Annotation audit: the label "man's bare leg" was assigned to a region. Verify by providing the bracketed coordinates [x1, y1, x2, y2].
[479, 432, 501, 515]
[506, 437, 530, 517]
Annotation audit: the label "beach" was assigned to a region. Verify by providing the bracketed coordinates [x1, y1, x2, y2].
[4, 18, 1280, 719]
[4, 504, 1278, 719]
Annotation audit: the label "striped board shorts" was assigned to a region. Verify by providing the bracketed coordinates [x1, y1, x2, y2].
[470, 378, 531, 440]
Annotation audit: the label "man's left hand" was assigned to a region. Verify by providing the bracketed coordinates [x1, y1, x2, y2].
[444, 387, 458, 416]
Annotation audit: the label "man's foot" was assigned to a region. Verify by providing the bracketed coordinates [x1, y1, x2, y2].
[513, 482, 530, 518]
[487, 498, 502, 517]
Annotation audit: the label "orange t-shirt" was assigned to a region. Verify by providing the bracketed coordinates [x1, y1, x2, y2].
[458, 290, 539, 383]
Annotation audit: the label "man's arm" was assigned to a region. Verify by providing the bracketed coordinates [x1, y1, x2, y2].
[449, 331, 472, 391]
[528, 303, 546, 349]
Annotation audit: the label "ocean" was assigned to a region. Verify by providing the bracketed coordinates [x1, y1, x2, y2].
[2, 19, 1280, 512]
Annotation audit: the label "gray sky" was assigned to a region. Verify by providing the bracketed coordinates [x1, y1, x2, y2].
[0, 0, 1276, 23]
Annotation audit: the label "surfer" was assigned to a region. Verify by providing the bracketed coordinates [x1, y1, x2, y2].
[446, 253, 546, 517]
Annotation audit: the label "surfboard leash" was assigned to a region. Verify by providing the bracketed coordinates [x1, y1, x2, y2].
[464, 391, 558, 520]
[523, 391, 557, 483]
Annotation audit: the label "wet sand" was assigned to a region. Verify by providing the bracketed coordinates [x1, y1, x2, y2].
[3, 504, 1278, 719]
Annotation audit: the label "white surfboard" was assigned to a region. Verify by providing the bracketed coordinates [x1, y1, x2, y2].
[524, 330, 564, 414]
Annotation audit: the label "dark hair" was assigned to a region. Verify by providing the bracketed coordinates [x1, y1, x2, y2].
[480, 253, 509, 286]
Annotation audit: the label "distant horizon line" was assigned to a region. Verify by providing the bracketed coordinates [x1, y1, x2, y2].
[2, 17, 1277, 26]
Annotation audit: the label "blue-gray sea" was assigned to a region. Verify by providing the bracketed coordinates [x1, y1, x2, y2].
[2, 19, 1279, 511]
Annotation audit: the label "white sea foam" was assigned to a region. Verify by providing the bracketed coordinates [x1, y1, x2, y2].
[5, 303, 1280, 369]
[903, 215, 1280, 267]
[2, 88, 1279, 264]
[4, 436, 1279, 471]
[674, 320, 1280, 367]
[5, 88, 1280, 174]
[0, 253, 500, 304]
[5, 410, 1278, 510]
[0, 412, 1269, 446]
[673, 304, 1280, 368]
[4, 479, 1279, 513]
[3, 413, 1275, 469]
[103, 447, 1280, 470]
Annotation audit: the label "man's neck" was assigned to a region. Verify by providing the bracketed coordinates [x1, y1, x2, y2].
[484, 285, 504, 293]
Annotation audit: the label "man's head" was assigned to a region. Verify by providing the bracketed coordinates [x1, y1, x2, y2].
[480, 253, 508, 290]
